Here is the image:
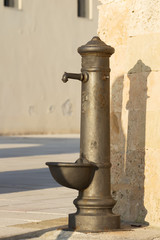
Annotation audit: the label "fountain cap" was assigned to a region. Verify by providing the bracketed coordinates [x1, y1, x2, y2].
[78, 36, 114, 56]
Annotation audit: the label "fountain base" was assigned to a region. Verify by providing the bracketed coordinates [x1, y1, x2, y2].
[69, 212, 120, 232]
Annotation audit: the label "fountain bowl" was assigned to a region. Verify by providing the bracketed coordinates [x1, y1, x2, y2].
[46, 162, 97, 190]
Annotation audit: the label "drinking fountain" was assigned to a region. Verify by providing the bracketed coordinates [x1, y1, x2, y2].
[46, 36, 120, 232]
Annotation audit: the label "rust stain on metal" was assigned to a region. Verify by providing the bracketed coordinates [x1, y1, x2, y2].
[82, 91, 89, 113]
[94, 86, 107, 109]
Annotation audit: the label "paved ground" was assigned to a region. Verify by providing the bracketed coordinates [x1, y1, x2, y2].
[0, 135, 79, 239]
[0, 135, 160, 240]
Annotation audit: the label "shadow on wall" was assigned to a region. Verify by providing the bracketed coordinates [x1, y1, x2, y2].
[111, 60, 151, 224]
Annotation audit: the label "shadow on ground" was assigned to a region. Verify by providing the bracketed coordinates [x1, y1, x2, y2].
[0, 168, 61, 193]
[0, 225, 67, 240]
[0, 136, 80, 193]
[0, 218, 73, 240]
[0, 137, 80, 158]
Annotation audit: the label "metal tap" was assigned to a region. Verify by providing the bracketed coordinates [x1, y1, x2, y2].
[62, 72, 89, 83]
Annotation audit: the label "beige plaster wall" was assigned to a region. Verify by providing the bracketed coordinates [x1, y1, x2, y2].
[0, 0, 98, 134]
[98, 0, 160, 226]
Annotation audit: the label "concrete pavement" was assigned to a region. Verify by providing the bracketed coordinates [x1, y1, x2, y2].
[0, 135, 160, 240]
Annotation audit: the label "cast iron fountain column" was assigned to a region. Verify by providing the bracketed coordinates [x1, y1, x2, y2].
[68, 36, 120, 232]
[46, 36, 120, 232]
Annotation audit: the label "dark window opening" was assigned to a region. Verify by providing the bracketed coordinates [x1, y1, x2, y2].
[78, 0, 86, 18]
[78, 0, 92, 19]
[4, 0, 14, 7]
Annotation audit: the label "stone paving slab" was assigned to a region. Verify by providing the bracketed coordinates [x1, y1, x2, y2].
[29, 228, 160, 240]
[33, 229, 160, 240]
[1, 217, 160, 240]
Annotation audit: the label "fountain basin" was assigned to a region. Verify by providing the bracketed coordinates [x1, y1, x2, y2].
[46, 162, 97, 190]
